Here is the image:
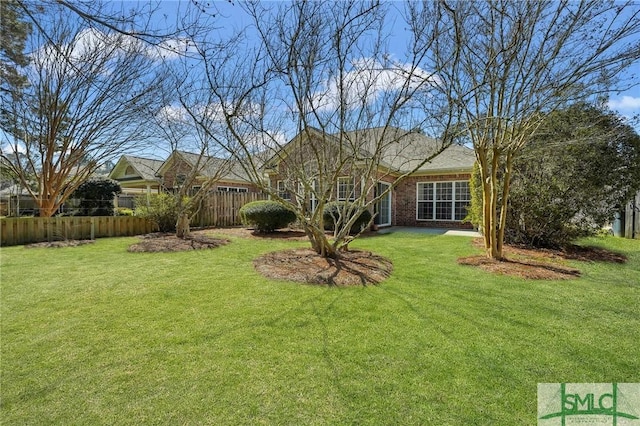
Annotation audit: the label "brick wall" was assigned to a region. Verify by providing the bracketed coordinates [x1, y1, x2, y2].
[392, 173, 473, 229]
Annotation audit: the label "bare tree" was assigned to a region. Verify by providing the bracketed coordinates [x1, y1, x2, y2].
[181, 0, 461, 258]
[153, 96, 236, 238]
[407, 0, 640, 259]
[0, 3, 168, 217]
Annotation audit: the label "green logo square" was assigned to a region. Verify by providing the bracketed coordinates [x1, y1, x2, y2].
[538, 383, 640, 425]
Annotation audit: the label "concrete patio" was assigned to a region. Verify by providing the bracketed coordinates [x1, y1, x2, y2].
[376, 226, 481, 237]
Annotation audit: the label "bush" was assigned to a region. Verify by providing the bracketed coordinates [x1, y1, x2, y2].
[71, 178, 121, 216]
[323, 201, 372, 235]
[116, 208, 134, 216]
[239, 200, 296, 233]
[134, 193, 185, 232]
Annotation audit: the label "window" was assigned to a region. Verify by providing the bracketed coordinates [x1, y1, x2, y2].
[277, 180, 291, 200]
[217, 186, 248, 193]
[298, 180, 318, 213]
[454, 182, 471, 221]
[417, 181, 470, 221]
[337, 177, 355, 201]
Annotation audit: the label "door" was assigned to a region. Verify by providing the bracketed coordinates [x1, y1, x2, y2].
[374, 182, 391, 226]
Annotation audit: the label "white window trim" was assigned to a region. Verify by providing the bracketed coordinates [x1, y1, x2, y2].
[277, 180, 291, 200]
[217, 186, 248, 193]
[337, 176, 355, 201]
[416, 181, 470, 222]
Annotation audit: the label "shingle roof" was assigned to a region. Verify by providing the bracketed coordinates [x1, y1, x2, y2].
[173, 151, 253, 182]
[122, 155, 164, 181]
[340, 126, 475, 173]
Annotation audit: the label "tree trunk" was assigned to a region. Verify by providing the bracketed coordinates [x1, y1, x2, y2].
[176, 212, 191, 239]
[302, 222, 338, 258]
[37, 198, 58, 217]
[478, 148, 505, 261]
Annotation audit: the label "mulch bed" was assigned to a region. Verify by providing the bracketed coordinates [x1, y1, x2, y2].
[127, 232, 229, 253]
[254, 248, 393, 286]
[25, 239, 96, 249]
[458, 239, 627, 280]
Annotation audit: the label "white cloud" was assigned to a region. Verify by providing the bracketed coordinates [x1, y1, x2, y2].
[32, 28, 190, 72]
[608, 95, 640, 113]
[310, 58, 438, 112]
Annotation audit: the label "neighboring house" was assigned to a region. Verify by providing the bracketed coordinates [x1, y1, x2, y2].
[111, 151, 261, 197]
[265, 127, 476, 229]
[109, 155, 164, 196]
[156, 150, 260, 194]
[0, 183, 37, 216]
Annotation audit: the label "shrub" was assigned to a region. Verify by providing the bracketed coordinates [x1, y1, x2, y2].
[239, 200, 296, 233]
[71, 178, 121, 216]
[134, 193, 186, 232]
[323, 201, 372, 235]
[116, 208, 134, 216]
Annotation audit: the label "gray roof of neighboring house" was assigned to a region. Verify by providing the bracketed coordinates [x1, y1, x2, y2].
[121, 155, 164, 181]
[173, 151, 253, 182]
[0, 183, 31, 196]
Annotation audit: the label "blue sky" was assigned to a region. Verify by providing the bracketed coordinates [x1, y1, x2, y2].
[3, 0, 638, 160]
[204, 0, 640, 122]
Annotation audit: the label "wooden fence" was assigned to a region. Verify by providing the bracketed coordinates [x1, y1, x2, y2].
[1, 216, 155, 247]
[192, 191, 268, 228]
[1, 192, 268, 246]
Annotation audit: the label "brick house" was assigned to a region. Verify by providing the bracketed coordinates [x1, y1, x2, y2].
[265, 127, 476, 229]
[110, 150, 261, 196]
[111, 128, 475, 228]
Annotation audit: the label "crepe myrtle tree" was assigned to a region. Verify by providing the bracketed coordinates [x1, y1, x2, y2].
[180, 0, 463, 258]
[0, 2, 168, 217]
[406, 0, 640, 259]
[152, 96, 236, 239]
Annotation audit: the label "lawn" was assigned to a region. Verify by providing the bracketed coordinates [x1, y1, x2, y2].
[1, 231, 639, 424]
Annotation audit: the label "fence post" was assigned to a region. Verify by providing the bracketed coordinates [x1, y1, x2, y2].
[91, 217, 95, 240]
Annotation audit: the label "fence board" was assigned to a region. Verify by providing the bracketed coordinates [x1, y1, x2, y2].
[192, 192, 268, 228]
[0, 216, 155, 247]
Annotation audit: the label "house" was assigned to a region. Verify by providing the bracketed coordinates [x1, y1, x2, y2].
[0, 183, 37, 216]
[110, 151, 262, 199]
[156, 150, 260, 194]
[110, 128, 475, 228]
[265, 127, 476, 228]
[108, 155, 165, 208]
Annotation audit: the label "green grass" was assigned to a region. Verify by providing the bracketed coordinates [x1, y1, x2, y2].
[1, 231, 639, 425]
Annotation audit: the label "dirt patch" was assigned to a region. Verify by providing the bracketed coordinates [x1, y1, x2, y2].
[25, 239, 96, 249]
[254, 248, 393, 286]
[458, 239, 626, 280]
[127, 232, 229, 253]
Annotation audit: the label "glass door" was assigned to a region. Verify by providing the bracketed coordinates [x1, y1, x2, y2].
[374, 182, 391, 226]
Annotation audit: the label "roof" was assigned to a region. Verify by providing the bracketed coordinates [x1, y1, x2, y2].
[109, 155, 164, 182]
[344, 126, 475, 173]
[268, 126, 475, 174]
[159, 151, 253, 183]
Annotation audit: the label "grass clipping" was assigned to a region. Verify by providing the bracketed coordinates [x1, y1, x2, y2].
[254, 248, 393, 286]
